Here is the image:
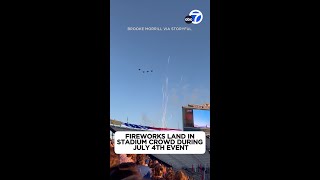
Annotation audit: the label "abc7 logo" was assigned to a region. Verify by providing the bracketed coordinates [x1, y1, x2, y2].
[185, 10, 203, 24]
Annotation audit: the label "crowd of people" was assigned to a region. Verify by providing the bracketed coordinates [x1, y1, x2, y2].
[110, 139, 191, 180]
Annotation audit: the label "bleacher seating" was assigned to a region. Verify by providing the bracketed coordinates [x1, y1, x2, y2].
[152, 137, 210, 170]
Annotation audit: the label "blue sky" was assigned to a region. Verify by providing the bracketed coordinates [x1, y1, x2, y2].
[110, 0, 210, 129]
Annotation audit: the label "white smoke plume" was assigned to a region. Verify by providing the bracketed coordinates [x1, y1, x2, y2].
[141, 113, 152, 126]
[161, 56, 170, 128]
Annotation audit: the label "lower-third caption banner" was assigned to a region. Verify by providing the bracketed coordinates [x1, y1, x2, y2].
[114, 131, 206, 154]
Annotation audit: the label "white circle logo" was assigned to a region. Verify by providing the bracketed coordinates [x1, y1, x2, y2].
[189, 10, 203, 24]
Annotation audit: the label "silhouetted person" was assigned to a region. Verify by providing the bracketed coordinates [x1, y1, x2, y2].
[110, 162, 142, 180]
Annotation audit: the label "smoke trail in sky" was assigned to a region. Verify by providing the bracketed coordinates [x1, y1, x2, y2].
[164, 77, 169, 127]
[161, 56, 170, 128]
[161, 77, 169, 128]
[178, 75, 183, 87]
[161, 84, 164, 110]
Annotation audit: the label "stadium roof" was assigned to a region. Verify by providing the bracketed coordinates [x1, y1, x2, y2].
[110, 125, 146, 133]
[182, 103, 210, 110]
